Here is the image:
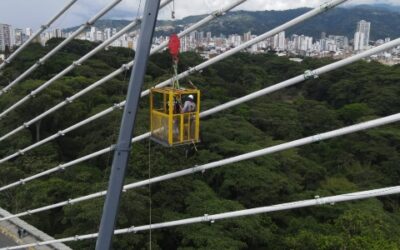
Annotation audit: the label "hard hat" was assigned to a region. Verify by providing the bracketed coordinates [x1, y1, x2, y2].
[188, 95, 194, 100]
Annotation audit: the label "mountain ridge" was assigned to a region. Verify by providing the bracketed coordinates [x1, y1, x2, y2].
[63, 5, 400, 40]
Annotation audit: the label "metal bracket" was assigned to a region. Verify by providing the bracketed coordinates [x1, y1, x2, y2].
[304, 70, 319, 80]
[212, 9, 225, 17]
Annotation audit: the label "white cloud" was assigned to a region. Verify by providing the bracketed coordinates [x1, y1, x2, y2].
[0, 0, 398, 29]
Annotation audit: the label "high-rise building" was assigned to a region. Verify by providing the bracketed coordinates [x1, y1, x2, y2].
[25, 28, 33, 37]
[0, 24, 14, 51]
[243, 31, 251, 42]
[273, 31, 286, 51]
[354, 20, 371, 51]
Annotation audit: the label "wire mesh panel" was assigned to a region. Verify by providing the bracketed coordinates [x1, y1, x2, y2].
[150, 87, 200, 146]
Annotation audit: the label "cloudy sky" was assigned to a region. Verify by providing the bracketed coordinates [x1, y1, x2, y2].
[0, 0, 398, 29]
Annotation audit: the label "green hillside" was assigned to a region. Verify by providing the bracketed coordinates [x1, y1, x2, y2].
[64, 6, 400, 40]
[0, 39, 399, 249]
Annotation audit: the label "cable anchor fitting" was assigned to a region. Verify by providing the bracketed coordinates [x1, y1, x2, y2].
[66, 97, 73, 103]
[73, 61, 81, 67]
[37, 58, 45, 65]
[113, 103, 123, 110]
[315, 195, 326, 205]
[213, 9, 225, 17]
[121, 64, 130, 71]
[304, 70, 319, 80]
[128, 226, 136, 233]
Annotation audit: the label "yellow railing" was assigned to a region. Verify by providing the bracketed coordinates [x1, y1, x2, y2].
[151, 111, 199, 146]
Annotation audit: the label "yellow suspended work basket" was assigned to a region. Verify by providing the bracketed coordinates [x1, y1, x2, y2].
[150, 87, 200, 147]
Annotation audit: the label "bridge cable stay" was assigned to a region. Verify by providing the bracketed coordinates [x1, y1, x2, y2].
[0, 0, 346, 161]
[1, 0, 398, 247]
[3, 181, 400, 250]
[0, 0, 123, 97]
[0, 0, 79, 71]
[0, 0, 174, 120]
[0, 35, 399, 194]
[0, 111, 399, 222]
[0, 0, 246, 144]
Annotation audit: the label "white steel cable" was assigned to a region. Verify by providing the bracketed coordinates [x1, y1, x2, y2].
[0, 0, 79, 71]
[0, 0, 246, 144]
[0, 0, 348, 154]
[0, 33, 398, 184]
[3, 183, 400, 250]
[0, 0, 123, 96]
[0, 0, 173, 120]
[1, 113, 399, 221]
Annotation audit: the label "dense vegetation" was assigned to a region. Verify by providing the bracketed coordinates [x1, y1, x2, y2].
[0, 38, 399, 249]
[65, 6, 400, 40]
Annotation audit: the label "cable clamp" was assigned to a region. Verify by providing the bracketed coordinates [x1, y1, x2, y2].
[304, 70, 319, 80]
[121, 64, 130, 71]
[73, 61, 81, 67]
[20, 179, 26, 185]
[212, 9, 225, 17]
[37, 58, 45, 65]
[4, 59, 10, 64]
[315, 195, 325, 205]
[23, 123, 30, 128]
[312, 134, 323, 142]
[113, 103, 123, 110]
[74, 235, 80, 241]
[128, 226, 137, 233]
[66, 97, 73, 103]
[320, 2, 331, 11]
[204, 214, 215, 223]
[29, 91, 36, 98]
[27, 210, 32, 215]
[58, 164, 66, 171]
[188, 67, 198, 74]
[58, 131, 65, 137]
[41, 24, 49, 29]
[68, 199, 74, 205]
[18, 150, 25, 156]
[135, 18, 142, 25]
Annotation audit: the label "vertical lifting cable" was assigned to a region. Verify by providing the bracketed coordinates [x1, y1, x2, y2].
[148, 140, 153, 250]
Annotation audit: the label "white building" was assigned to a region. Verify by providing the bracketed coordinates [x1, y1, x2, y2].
[273, 31, 286, 51]
[0, 23, 15, 51]
[354, 20, 371, 51]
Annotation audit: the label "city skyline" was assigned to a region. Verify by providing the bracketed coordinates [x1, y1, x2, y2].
[1, 18, 398, 66]
[0, 0, 399, 30]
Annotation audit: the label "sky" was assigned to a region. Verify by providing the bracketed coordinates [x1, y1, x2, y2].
[0, 0, 398, 30]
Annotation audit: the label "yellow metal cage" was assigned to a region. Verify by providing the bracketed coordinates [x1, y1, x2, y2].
[150, 87, 200, 147]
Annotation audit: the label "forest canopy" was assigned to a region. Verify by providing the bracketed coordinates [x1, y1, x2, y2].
[0, 38, 399, 249]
